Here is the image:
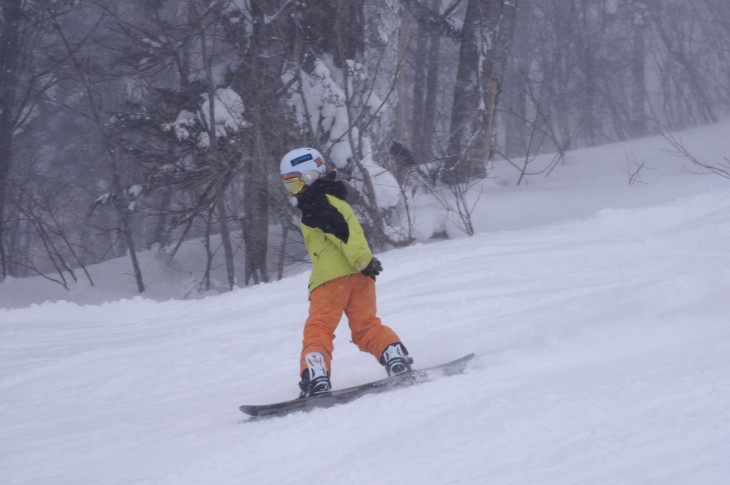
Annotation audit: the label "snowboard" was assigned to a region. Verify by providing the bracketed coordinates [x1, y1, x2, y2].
[239, 353, 475, 418]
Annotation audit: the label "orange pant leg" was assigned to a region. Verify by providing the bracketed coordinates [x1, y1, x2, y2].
[300, 277, 352, 374]
[345, 274, 401, 363]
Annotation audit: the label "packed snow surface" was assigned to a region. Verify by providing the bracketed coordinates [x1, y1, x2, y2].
[2, 123, 730, 484]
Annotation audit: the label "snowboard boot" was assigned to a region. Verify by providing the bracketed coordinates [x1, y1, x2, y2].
[298, 352, 331, 398]
[379, 343, 413, 377]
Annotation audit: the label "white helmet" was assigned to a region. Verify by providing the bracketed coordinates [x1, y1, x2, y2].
[280, 147, 327, 195]
[279, 147, 326, 176]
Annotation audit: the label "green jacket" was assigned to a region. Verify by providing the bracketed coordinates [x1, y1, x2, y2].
[296, 173, 373, 295]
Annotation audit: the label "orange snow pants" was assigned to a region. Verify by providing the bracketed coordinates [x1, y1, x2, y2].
[300, 273, 401, 374]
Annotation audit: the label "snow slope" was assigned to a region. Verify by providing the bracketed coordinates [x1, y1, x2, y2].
[1, 123, 730, 484]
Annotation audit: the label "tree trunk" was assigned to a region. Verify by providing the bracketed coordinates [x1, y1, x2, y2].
[412, 2, 429, 162]
[234, 0, 286, 286]
[421, 0, 443, 163]
[579, 3, 597, 146]
[444, 0, 518, 184]
[630, 0, 648, 138]
[504, 7, 528, 157]
[197, 1, 236, 291]
[394, 4, 413, 144]
[0, 0, 21, 280]
[242, 122, 270, 286]
[480, 0, 518, 164]
[582, 43, 597, 145]
[444, 0, 483, 183]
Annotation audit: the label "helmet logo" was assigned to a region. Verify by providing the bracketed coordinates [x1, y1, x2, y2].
[290, 153, 314, 167]
[314, 157, 324, 167]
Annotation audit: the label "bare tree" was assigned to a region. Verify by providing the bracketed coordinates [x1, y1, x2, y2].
[8, 172, 95, 288]
[49, 6, 146, 293]
[664, 134, 730, 180]
[1, 0, 65, 279]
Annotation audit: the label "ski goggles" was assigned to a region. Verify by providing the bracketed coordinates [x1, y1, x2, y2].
[282, 171, 321, 195]
[282, 173, 306, 195]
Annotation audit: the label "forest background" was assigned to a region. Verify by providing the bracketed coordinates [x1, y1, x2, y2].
[1, 0, 729, 295]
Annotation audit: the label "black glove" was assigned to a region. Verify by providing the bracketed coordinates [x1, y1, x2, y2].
[361, 257, 383, 280]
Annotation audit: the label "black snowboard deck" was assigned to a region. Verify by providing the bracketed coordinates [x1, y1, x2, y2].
[239, 353, 475, 418]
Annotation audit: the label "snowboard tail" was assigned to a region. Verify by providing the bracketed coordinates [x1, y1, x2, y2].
[239, 353, 475, 418]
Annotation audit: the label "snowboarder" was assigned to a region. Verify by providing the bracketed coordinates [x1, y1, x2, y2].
[280, 147, 413, 398]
